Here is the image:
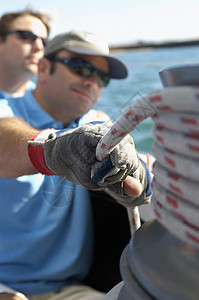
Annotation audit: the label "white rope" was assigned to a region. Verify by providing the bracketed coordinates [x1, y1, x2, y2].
[96, 86, 199, 247]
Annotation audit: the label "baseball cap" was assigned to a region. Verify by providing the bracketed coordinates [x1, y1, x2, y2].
[44, 30, 128, 79]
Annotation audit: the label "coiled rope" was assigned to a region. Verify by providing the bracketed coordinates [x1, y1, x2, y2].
[96, 86, 199, 248]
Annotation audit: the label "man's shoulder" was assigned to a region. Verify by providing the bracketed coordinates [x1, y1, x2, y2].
[79, 109, 110, 125]
[0, 89, 34, 119]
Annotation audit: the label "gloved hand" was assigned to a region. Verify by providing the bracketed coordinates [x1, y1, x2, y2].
[104, 156, 152, 207]
[91, 135, 152, 206]
[28, 122, 151, 203]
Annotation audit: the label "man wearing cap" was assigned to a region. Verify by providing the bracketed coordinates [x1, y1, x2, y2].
[0, 30, 151, 300]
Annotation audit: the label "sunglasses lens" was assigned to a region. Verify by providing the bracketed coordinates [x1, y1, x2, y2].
[13, 31, 46, 47]
[70, 65, 94, 80]
[98, 75, 110, 87]
[74, 66, 108, 87]
[18, 31, 34, 41]
[41, 38, 47, 47]
[80, 67, 93, 78]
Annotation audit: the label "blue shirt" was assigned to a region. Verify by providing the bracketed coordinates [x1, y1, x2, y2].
[0, 80, 36, 99]
[0, 90, 107, 295]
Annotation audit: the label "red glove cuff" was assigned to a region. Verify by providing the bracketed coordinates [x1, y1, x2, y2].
[28, 129, 55, 176]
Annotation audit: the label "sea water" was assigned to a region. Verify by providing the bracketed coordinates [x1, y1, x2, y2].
[95, 46, 199, 154]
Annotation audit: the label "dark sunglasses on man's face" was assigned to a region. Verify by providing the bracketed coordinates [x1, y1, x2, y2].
[53, 57, 110, 87]
[4, 30, 47, 47]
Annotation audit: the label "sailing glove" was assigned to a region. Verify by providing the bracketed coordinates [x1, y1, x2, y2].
[28, 122, 151, 204]
[103, 156, 152, 208]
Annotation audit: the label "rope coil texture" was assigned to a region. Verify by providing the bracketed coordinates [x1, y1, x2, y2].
[96, 86, 199, 247]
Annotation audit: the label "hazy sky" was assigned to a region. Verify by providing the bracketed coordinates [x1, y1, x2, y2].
[1, 0, 199, 46]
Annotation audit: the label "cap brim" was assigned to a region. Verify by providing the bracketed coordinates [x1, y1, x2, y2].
[63, 46, 128, 79]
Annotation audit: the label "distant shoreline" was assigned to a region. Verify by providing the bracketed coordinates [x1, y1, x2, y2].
[110, 39, 199, 52]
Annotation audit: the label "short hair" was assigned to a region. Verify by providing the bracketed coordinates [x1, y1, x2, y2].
[0, 8, 52, 37]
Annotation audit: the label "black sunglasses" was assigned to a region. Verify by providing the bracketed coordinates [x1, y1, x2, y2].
[4, 30, 47, 47]
[53, 57, 110, 87]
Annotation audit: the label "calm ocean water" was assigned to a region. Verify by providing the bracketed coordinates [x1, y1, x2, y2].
[95, 46, 199, 154]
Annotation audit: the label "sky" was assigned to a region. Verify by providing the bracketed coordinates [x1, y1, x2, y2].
[1, 0, 199, 47]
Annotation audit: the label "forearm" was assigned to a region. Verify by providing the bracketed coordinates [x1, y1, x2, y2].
[0, 117, 39, 178]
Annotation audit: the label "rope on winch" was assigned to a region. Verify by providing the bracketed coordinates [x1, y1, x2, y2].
[96, 86, 199, 247]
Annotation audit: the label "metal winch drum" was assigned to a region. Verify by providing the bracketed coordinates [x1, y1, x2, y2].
[104, 64, 199, 300]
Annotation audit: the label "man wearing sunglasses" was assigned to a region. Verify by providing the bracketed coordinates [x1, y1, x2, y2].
[0, 9, 51, 98]
[0, 30, 151, 300]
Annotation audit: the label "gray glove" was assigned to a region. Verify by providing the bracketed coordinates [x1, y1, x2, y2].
[104, 158, 152, 207]
[28, 122, 150, 198]
[90, 128, 152, 207]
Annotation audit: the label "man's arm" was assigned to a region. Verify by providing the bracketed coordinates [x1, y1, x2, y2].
[0, 117, 149, 200]
[0, 117, 39, 178]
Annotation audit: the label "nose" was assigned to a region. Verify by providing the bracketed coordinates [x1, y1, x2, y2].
[32, 37, 45, 50]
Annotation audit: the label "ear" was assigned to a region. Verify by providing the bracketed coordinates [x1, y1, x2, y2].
[37, 57, 51, 83]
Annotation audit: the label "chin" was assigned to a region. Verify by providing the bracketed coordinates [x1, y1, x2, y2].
[26, 65, 38, 76]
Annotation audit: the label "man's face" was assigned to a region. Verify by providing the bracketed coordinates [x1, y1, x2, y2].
[39, 49, 109, 125]
[0, 15, 48, 78]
